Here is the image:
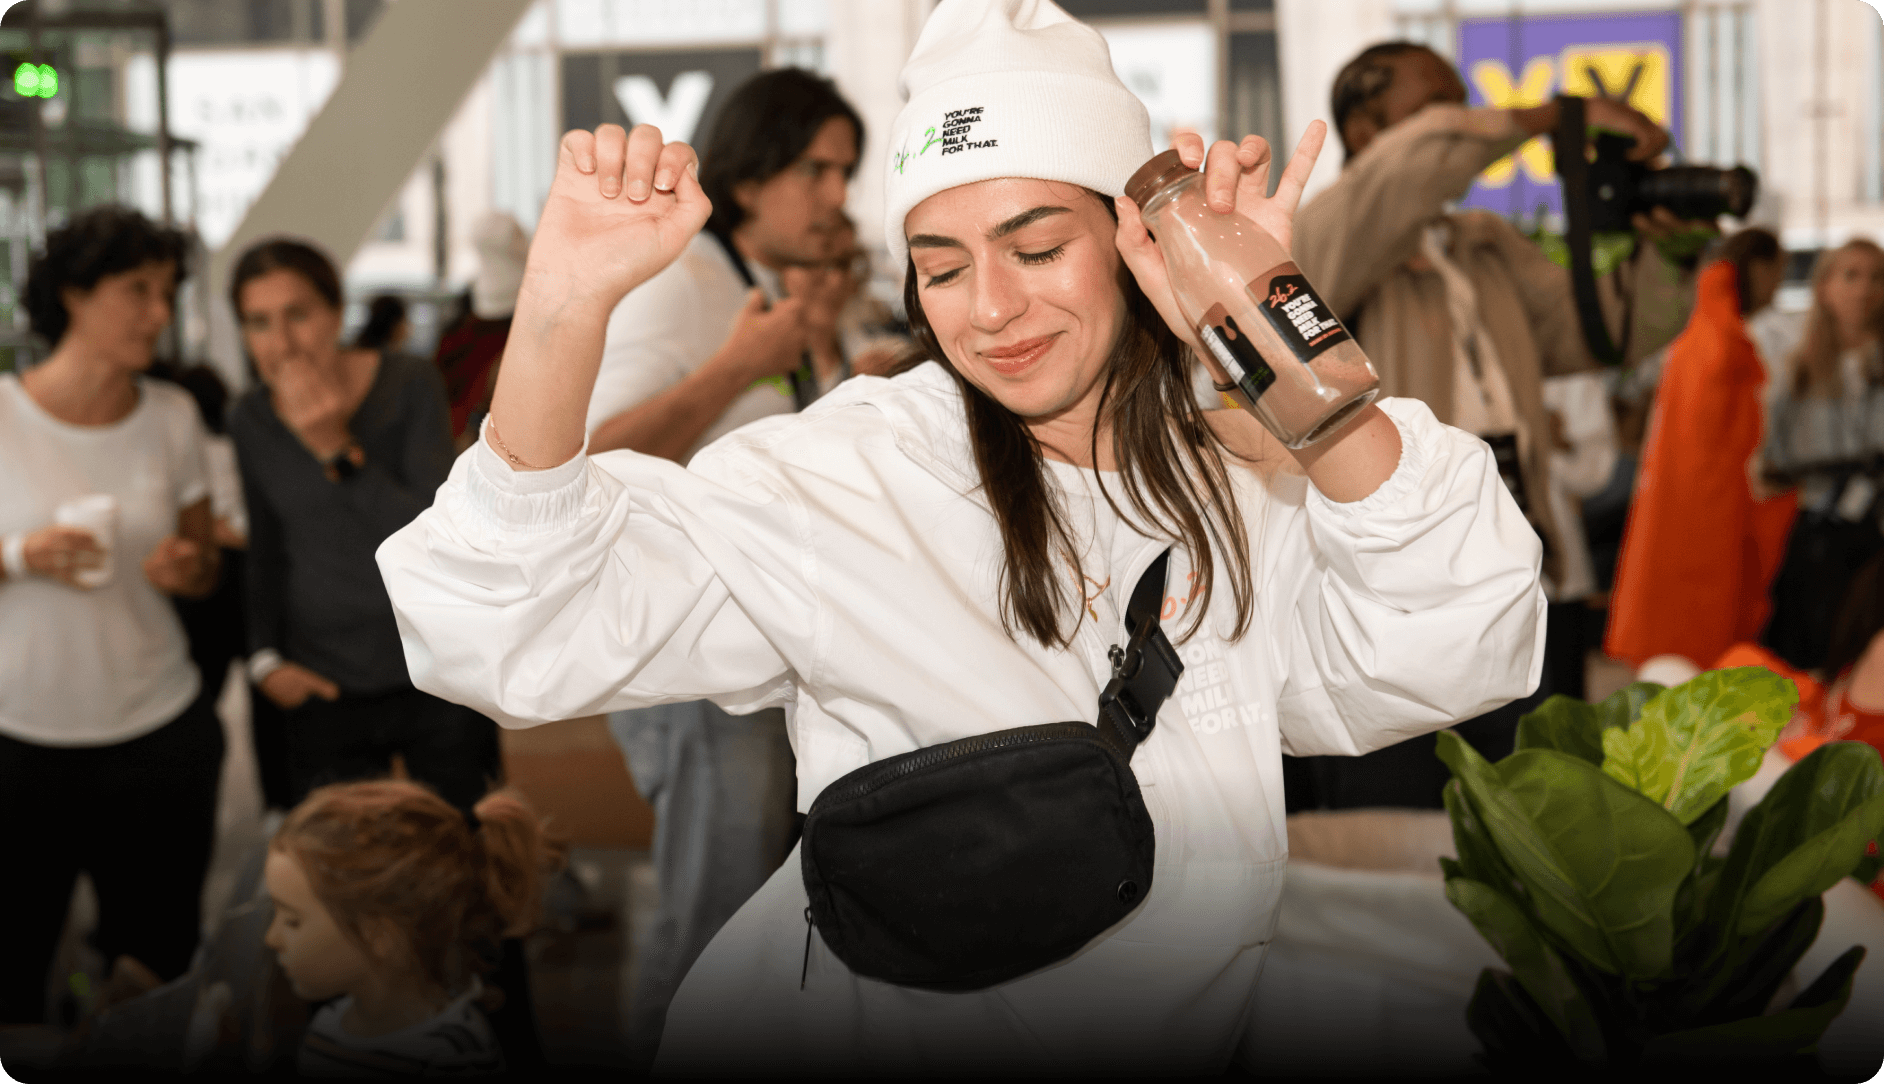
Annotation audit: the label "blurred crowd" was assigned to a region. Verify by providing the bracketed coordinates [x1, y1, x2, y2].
[1, 33, 1882, 1079]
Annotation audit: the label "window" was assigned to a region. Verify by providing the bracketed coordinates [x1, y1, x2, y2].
[168, 0, 325, 47]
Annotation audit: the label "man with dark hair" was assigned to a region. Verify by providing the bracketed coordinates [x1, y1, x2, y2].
[578, 67, 863, 1063]
[1288, 42, 1693, 810]
[586, 67, 864, 459]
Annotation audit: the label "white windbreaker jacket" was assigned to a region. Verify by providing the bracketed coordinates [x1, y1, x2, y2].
[378, 362, 1545, 1075]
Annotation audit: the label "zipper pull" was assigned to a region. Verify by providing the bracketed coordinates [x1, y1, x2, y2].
[1108, 644, 1126, 678]
[800, 906, 814, 990]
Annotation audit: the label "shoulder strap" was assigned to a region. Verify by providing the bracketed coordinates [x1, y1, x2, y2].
[1097, 548, 1184, 759]
[709, 229, 757, 289]
[709, 229, 817, 411]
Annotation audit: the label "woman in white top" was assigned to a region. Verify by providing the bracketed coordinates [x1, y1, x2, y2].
[1764, 238, 1884, 668]
[0, 206, 221, 1023]
[377, 0, 1544, 1073]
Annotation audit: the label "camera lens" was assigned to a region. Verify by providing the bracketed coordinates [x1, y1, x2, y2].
[1637, 165, 1758, 221]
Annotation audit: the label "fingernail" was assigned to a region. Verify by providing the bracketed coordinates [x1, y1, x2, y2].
[628, 179, 650, 201]
[578, 155, 596, 174]
[688, 160, 699, 179]
[602, 177, 620, 197]
[654, 171, 675, 192]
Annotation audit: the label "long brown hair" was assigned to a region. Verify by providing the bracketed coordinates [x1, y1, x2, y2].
[1826, 551, 1884, 681]
[899, 198, 1257, 649]
[1788, 239, 1884, 398]
[273, 781, 567, 993]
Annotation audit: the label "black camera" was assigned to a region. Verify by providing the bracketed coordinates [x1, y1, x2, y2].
[1584, 131, 1759, 233]
[1555, 97, 1760, 363]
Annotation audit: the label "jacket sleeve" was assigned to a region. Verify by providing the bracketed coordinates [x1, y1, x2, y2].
[1293, 105, 1528, 321]
[1269, 397, 1548, 757]
[375, 430, 801, 729]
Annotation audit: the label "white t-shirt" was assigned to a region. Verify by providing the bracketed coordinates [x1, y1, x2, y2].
[203, 432, 248, 542]
[0, 374, 208, 746]
[587, 231, 797, 464]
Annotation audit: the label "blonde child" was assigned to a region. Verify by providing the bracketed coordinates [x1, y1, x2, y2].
[263, 780, 564, 1076]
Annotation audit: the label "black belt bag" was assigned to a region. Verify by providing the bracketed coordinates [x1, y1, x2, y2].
[800, 550, 1183, 990]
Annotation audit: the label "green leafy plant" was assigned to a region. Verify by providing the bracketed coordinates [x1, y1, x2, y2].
[1441, 667, 1884, 1071]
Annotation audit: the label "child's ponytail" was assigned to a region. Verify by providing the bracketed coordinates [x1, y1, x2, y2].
[273, 780, 566, 993]
[470, 789, 567, 938]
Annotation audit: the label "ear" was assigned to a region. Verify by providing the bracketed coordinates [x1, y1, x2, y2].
[359, 915, 411, 969]
[1340, 115, 1378, 159]
[60, 283, 92, 318]
[732, 178, 763, 213]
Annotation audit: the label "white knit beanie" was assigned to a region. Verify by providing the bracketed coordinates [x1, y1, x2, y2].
[882, 0, 1153, 266]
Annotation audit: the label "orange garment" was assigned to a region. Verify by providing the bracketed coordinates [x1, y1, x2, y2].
[1708, 642, 1884, 902]
[1605, 262, 1797, 668]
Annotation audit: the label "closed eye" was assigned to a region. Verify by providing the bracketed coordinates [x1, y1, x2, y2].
[1016, 245, 1066, 266]
[924, 266, 965, 288]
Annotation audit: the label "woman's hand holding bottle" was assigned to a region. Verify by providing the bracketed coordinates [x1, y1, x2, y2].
[1112, 121, 1402, 500]
[1113, 123, 1325, 369]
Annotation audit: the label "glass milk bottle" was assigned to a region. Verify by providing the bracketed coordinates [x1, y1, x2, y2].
[1125, 150, 1379, 448]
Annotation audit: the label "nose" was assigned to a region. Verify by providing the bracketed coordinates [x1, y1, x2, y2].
[246, 322, 288, 367]
[969, 258, 1025, 334]
[818, 168, 848, 213]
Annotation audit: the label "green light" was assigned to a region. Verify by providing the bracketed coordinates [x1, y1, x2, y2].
[13, 63, 56, 98]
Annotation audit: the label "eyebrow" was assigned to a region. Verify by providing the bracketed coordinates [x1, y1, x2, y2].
[907, 205, 1073, 251]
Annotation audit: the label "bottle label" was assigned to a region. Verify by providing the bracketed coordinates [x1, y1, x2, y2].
[1198, 306, 1277, 403]
[1254, 262, 1351, 362]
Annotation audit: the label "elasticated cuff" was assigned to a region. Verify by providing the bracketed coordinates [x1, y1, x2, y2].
[465, 417, 593, 534]
[1305, 399, 1429, 518]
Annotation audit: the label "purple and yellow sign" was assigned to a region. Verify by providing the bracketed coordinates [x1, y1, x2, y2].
[1458, 11, 1684, 219]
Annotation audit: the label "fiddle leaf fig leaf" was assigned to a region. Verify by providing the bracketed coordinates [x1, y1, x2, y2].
[1642, 945, 1864, 1064]
[1594, 681, 1663, 734]
[1601, 668, 1796, 825]
[1740, 788, 1884, 936]
[1438, 732, 1693, 979]
[1445, 878, 1605, 1061]
[1517, 696, 1607, 765]
[1713, 742, 1884, 938]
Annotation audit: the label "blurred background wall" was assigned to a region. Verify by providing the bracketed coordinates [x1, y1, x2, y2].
[0, 0, 1874, 386]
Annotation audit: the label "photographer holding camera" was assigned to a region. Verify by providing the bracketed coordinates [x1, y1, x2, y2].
[1289, 41, 1690, 809]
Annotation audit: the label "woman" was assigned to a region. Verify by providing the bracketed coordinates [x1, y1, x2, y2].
[1605, 228, 1796, 670]
[0, 206, 220, 1022]
[225, 239, 499, 812]
[1762, 239, 1884, 669]
[378, 0, 1542, 1072]
[354, 293, 410, 353]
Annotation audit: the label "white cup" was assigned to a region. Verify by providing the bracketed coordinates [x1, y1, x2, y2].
[53, 493, 117, 589]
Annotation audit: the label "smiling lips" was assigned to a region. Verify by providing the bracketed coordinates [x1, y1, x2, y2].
[980, 334, 1058, 376]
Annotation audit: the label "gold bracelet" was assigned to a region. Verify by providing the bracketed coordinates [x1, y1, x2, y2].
[486, 415, 549, 470]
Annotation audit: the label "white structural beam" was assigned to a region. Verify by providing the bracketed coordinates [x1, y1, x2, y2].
[206, 0, 533, 380]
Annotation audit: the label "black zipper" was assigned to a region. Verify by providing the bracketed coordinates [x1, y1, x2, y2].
[814, 723, 1103, 809]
